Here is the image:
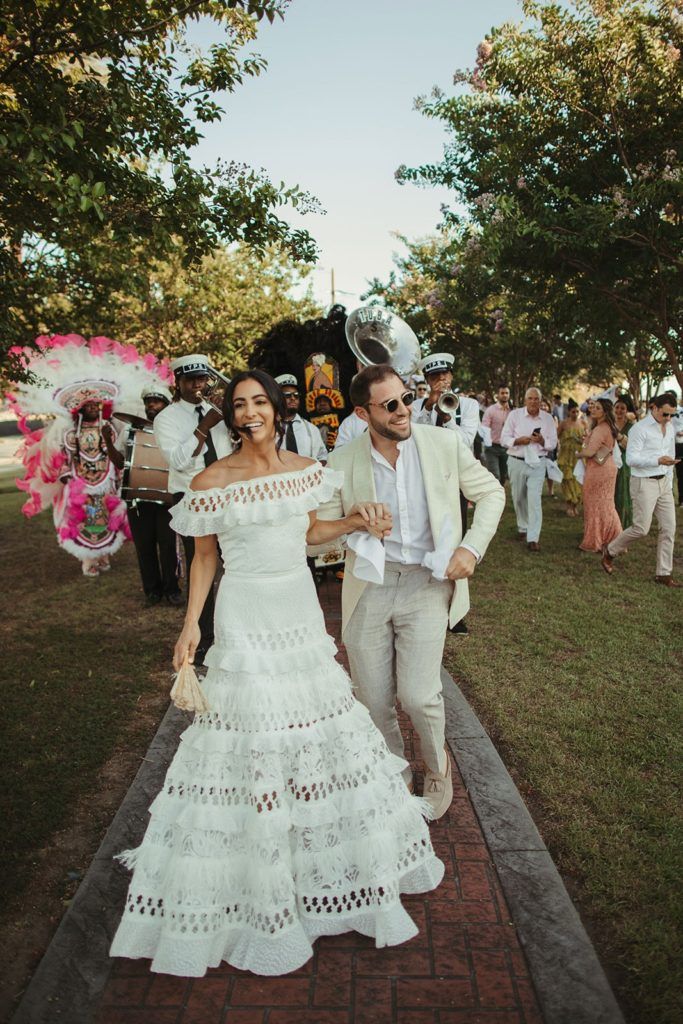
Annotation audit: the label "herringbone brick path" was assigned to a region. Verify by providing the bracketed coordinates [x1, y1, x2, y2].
[97, 575, 543, 1024]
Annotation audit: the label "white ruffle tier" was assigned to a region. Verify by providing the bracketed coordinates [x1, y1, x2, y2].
[169, 463, 344, 537]
[111, 652, 444, 976]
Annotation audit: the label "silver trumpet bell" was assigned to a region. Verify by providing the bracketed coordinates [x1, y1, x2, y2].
[345, 306, 421, 377]
[436, 390, 460, 415]
[205, 366, 231, 412]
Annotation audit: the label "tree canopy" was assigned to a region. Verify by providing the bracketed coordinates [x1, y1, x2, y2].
[0, 0, 320, 360]
[396, 0, 683, 391]
[71, 243, 323, 372]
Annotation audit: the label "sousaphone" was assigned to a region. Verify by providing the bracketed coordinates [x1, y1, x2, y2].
[345, 306, 421, 377]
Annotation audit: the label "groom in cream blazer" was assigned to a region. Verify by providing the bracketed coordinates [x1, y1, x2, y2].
[318, 364, 504, 817]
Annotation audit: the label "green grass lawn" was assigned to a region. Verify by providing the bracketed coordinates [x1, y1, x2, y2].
[1, 486, 680, 1023]
[0, 491, 181, 911]
[445, 492, 682, 1024]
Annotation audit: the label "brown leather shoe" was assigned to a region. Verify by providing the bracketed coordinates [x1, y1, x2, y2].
[516, 531, 527, 541]
[600, 544, 614, 575]
[527, 541, 540, 552]
[655, 575, 682, 588]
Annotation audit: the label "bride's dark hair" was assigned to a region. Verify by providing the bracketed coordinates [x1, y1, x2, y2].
[222, 369, 287, 449]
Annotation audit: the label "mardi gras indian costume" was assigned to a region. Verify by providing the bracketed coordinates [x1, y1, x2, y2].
[7, 334, 173, 576]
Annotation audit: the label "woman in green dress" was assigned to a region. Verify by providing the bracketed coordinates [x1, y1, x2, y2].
[557, 403, 586, 516]
[614, 395, 637, 528]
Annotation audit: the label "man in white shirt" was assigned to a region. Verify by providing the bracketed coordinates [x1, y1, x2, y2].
[334, 409, 367, 448]
[320, 364, 505, 817]
[501, 387, 558, 551]
[274, 374, 328, 461]
[602, 394, 680, 585]
[154, 354, 233, 662]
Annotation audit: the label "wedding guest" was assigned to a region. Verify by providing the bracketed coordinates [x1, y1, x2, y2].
[601, 394, 681, 586]
[557, 402, 585, 516]
[482, 384, 512, 483]
[501, 387, 558, 551]
[540, 399, 558, 496]
[614, 394, 637, 528]
[579, 399, 622, 552]
[666, 390, 683, 505]
[552, 394, 567, 422]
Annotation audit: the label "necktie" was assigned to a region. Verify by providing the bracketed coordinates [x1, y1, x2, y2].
[285, 420, 298, 453]
[196, 406, 218, 466]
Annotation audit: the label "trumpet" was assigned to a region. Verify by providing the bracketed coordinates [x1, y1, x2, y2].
[436, 390, 460, 415]
[205, 366, 231, 412]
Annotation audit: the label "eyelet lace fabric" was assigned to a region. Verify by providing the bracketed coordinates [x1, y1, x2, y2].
[111, 466, 444, 977]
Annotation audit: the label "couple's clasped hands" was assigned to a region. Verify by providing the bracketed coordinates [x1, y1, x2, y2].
[348, 502, 393, 540]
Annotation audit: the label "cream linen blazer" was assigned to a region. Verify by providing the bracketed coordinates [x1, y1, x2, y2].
[318, 423, 505, 635]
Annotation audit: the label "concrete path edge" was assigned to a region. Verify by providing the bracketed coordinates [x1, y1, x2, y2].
[441, 666, 625, 1024]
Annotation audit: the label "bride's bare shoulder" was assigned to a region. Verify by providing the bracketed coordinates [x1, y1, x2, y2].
[189, 454, 250, 492]
[277, 452, 317, 473]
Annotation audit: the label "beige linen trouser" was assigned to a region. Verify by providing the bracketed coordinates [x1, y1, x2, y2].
[607, 476, 677, 575]
[343, 562, 452, 780]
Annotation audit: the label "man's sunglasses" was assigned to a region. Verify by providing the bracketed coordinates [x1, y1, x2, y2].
[367, 391, 415, 414]
[283, 390, 300, 398]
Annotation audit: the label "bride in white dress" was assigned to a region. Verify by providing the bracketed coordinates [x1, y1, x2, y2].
[110, 369, 444, 977]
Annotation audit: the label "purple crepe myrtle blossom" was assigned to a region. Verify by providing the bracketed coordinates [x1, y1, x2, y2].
[474, 193, 496, 211]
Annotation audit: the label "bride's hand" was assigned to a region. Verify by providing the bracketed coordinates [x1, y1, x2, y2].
[366, 514, 393, 540]
[349, 502, 392, 533]
[173, 622, 201, 671]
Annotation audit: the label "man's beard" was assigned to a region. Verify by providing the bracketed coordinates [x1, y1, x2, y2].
[371, 416, 412, 442]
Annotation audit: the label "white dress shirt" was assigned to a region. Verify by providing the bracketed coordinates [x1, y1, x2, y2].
[334, 411, 367, 449]
[153, 399, 232, 494]
[285, 414, 328, 461]
[369, 433, 480, 564]
[370, 436, 434, 564]
[501, 408, 558, 459]
[625, 414, 676, 478]
[411, 395, 480, 449]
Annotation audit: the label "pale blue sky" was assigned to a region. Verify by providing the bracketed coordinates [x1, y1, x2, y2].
[190, 0, 523, 308]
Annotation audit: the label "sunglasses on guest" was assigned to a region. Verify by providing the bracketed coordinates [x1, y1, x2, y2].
[367, 391, 415, 414]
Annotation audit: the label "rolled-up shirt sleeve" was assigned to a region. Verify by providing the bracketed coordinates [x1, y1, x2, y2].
[154, 414, 206, 470]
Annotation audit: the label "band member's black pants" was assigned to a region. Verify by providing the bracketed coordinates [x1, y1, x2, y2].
[127, 501, 180, 599]
[172, 493, 216, 653]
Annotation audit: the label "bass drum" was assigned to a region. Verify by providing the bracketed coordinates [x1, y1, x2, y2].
[121, 426, 172, 505]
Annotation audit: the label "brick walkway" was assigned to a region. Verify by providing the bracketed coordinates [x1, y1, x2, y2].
[97, 575, 543, 1024]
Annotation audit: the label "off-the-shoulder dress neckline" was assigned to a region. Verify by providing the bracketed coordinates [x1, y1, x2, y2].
[189, 460, 326, 497]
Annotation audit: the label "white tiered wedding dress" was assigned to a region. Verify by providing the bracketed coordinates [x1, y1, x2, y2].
[110, 463, 444, 976]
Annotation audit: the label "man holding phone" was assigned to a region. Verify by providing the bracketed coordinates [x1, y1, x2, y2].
[501, 387, 558, 551]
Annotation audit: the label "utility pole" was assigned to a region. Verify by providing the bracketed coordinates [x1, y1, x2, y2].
[330, 268, 336, 307]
